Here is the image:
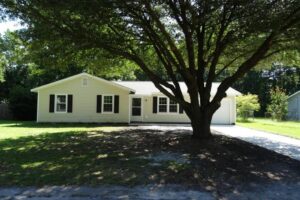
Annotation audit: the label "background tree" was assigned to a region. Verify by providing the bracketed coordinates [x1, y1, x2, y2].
[1, 0, 299, 138]
[234, 64, 300, 116]
[0, 30, 142, 119]
[267, 87, 288, 121]
[236, 94, 260, 121]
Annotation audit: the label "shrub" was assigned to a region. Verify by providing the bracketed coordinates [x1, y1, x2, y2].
[236, 94, 260, 121]
[267, 87, 288, 121]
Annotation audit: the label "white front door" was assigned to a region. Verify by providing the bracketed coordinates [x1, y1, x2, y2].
[131, 97, 143, 122]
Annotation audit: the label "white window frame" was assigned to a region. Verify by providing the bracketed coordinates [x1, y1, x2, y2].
[102, 94, 114, 114]
[169, 98, 179, 113]
[55, 94, 68, 113]
[157, 96, 168, 113]
[157, 96, 179, 114]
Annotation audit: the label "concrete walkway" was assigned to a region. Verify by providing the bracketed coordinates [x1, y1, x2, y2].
[212, 125, 300, 161]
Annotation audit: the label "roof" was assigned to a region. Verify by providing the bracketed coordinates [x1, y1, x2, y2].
[115, 81, 241, 96]
[31, 72, 241, 96]
[31, 73, 135, 93]
[288, 91, 300, 100]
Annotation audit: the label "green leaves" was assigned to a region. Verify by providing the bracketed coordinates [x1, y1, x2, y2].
[236, 94, 260, 121]
[267, 87, 288, 121]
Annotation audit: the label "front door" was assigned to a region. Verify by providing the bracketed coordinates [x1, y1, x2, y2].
[131, 97, 143, 122]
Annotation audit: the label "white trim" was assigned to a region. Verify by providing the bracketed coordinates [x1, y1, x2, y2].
[168, 98, 179, 114]
[157, 96, 179, 114]
[288, 91, 300, 100]
[157, 96, 168, 114]
[102, 94, 114, 114]
[128, 95, 131, 124]
[54, 94, 68, 113]
[31, 73, 135, 93]
[36, 92, 39, 122]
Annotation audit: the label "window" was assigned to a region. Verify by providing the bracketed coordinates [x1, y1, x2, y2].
[56, 95, 67, 113]
[157, 97, 178, 114]
[158, 97, 167, 113]
[103, 95, 113, 113]
[169, 99, 178, 113]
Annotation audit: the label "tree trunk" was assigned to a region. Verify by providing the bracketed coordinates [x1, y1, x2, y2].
[189, 108, 213, 139]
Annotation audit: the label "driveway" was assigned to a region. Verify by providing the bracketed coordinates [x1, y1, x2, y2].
[134, 124, 300, 161]
[212, 125, 300, 161]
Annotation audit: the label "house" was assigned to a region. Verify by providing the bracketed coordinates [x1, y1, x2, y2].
[31, 73, 241, 124]
[287, 91, 300, 121]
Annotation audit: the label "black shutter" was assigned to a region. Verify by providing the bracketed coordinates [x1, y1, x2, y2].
[67, 95, 73, 113]
[97, 95, 102, 113]
[153, 96, 157, 113]
[49, 94, 55, 113]
[114, 95, 119, 113]
[179, 104, 184, 114]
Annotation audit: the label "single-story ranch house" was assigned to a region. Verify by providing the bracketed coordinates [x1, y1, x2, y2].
[287, 91, 300, 121]
[31, 73, 241, 124]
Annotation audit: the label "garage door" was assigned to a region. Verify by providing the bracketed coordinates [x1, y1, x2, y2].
[212, 98, 231, 124]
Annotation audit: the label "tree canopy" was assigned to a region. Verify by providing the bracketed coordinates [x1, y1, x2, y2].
[1, 0, 299, 138]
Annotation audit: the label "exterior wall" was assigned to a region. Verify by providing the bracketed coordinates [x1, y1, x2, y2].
[37, 75, 130, 123]
[139, 95, 190, 123]
[134, 95, 236, 124]
[288, 94, 300, 120]
[35, 74, 237, 124]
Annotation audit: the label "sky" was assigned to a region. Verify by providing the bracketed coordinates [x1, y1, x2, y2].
[0, 20, 24, 34]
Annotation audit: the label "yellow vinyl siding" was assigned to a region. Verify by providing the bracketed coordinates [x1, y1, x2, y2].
[37, 75, 130, 123]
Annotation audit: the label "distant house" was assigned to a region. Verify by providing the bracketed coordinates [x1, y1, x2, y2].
[287, 91, 300, 121]
[31, 73, 241, 124]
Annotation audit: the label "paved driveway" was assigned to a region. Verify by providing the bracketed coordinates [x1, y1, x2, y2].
[134, 124, 300, 161]
[212, 125, 300, 161]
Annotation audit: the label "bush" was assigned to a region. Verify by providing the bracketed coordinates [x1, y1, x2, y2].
[8, 85, 37, 120]
[236, 94, 260, 121]
[267, 87, 288, 121]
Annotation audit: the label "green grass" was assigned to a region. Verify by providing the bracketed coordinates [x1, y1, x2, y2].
[237, 118, 300, 139]
[0, 120, 123, 140]
[1, 120, 299, 187]
[0, 120, 193, 186]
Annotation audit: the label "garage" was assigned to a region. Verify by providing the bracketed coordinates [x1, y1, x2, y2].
[212, 98, 234, 124]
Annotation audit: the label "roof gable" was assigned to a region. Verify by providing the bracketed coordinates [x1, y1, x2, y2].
[31, 73, 135, 93]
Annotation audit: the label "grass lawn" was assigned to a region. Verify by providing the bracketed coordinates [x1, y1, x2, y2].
[0, 120, 123, 140]
[237, 118, 300, 139]
[0, 120, 299, 195]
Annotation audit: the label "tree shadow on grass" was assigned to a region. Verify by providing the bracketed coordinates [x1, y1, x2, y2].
[1, 120, 128, 128]
[0, 129, 299, 195]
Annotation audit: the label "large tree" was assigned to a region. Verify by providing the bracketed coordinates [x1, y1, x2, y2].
[1, 0, 299, 138]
